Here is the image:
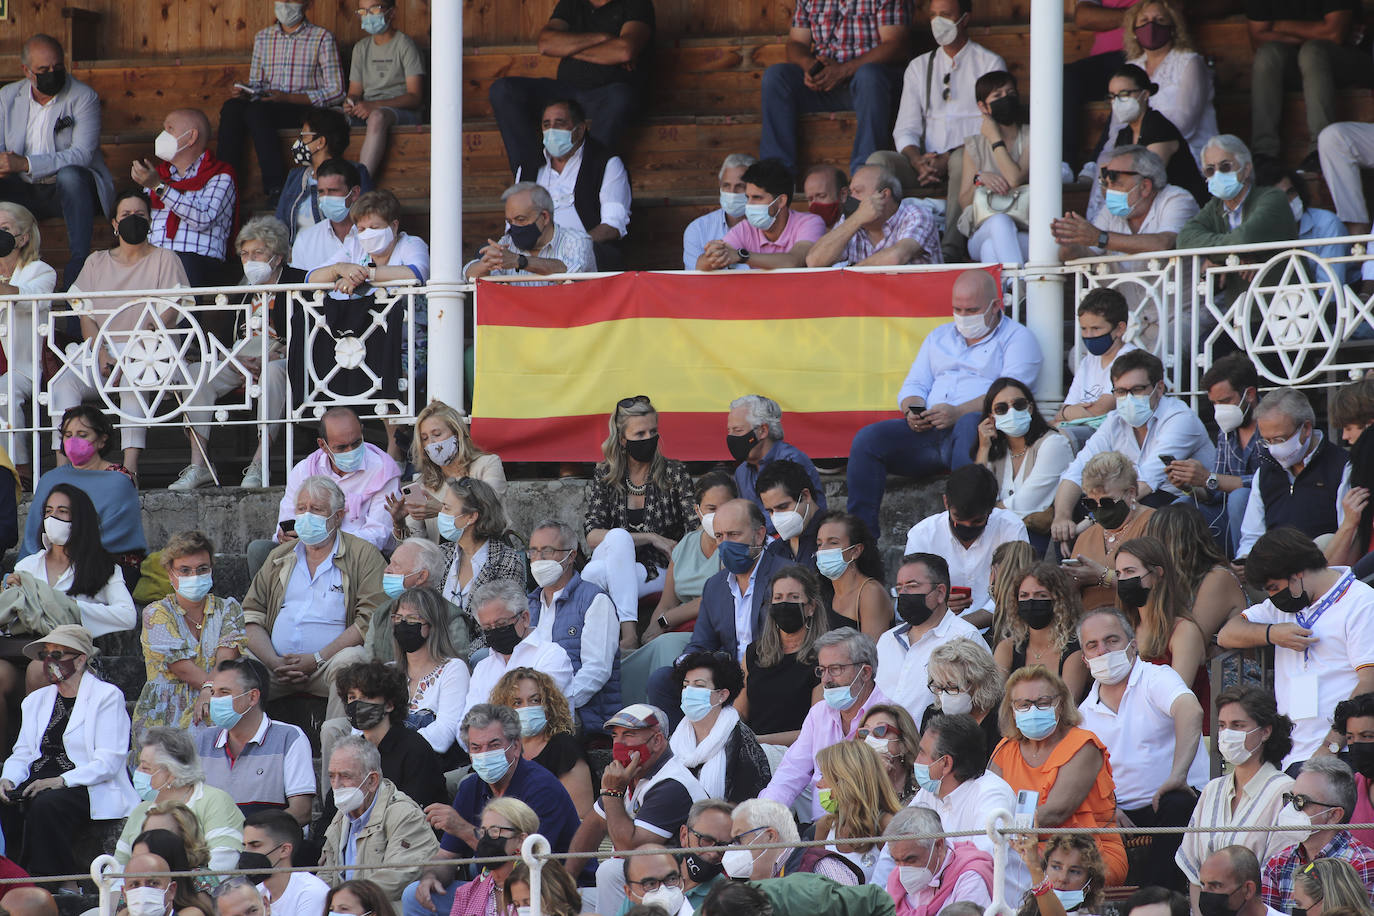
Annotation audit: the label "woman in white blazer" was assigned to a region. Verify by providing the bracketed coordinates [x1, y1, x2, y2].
[0, 624, 138, 888]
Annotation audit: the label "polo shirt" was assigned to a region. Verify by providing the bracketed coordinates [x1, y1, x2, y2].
[1092, 184, 1200, 273]
[875, 609, 988, 715]
[903, 508, 1028, 612]
[723, 210, 826, 255]
[443, 756, 581, 855]
[590, 750, 700, 839]
[196, 716, 315, 811]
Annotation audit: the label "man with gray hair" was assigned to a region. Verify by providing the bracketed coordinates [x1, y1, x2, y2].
[461, 579, 572, 724]
[805, 163, 942, 268]
[1236, 387, 1349, 559]
[1178, 135, 1297, 250]
[366, 540, 468, 662]
[883, 805, 994, 914]
[1051, 145, 1199, 271]
[684, 153, 758, 270]
[725, 797, 859, 883]
[463, 181, 592, 283]
[726, 394, 826, 518]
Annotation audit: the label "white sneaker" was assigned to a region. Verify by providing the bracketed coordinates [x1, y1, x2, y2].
[168, 464, 214, 491]
[240, 462, 263, 488]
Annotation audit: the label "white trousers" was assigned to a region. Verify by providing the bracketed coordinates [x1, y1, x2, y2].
[968, 213, 1029, 266]
[1318, 121, 1374, 224]
[581, 527, 665, 623]
[0, 371, 35, 463]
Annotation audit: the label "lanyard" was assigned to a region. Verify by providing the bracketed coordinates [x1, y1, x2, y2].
[1297, 570, 1354, 631]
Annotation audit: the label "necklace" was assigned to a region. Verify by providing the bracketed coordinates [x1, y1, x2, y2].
[625, 477, 647, 496]
[1101, 510, 1134, 553]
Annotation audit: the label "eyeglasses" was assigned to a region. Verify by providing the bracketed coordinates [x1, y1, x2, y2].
[616, 395, 651, 412]
[927, 681, 964, 697]
[1011, 696, 1058, 712]
[1201, 160, 1241, 179]
[35, 650, 77, 662]
[1107, 89, 1142, 102]
[626, 872, 682, 893]
[687, 825, 732, 847]
[480, 615, 522, 635]
[815, 662, 859, 679]
[856, 723, 900, 741]
[941, 72, 952, 102]
[1261, 429, 1303, 447]
[357, 3, 386, 13]
[1098, 168, 1140, 187]
[1283, 792, 1339, 813]
[476, 824, 521, 841]
[172, 564, 212, 576]
[390, 613, 425, 626]
[731, 826, 769, 845]
[992, 398, 1029, 416]
[529, 546, 575, 561]
[1111, 383, 1155, 398]
[1079, 495, 1126, 513]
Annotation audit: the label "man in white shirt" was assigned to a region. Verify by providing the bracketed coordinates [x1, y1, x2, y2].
[1078, 608, 1206, 890]
[463, 579, 573, 724]
[514, 98, 631, 270]
[1219, 528, 1374, 767]
[464, 181, 592, 284]
[244, 810, 329, 916]
[1051, 349, 1214, 547]
[288, 158, 364, 276]
[883, 806, 994, 914]
[1199, 846, 1287, 916]
[683, 153, 756, 270]
[904, 464, 1028, 628]
[876, 552, 988, 715]
[847, 268, 1043, 537]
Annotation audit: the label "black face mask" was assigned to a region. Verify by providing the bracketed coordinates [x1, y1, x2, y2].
[1017, 598, 1055, 630]
[506, 220, 543, 252]
[345, 699, 388, 730]
[988, 94, 1020, 126]
[951, 521, 987, 543]
[236, 851, 274, 885]
[1292, 908, 1308, 916]
[896, 591, 935, 628]
[393, 620, 427, 654]
[0, 230, 15, 259]
[726, 431, 759, 463]
[34, 68, 66, 98]
[118, 214, 151, 245]
[1197, 890, 1241, 916]
[625, 434, 659, 464]
[682, 851, 723, 883]
[485, 622, 522, 656]
[1116, 576, 1151, 608]
[1089, 499, 1132, 531]
[769, 600, 807, 634]
[1344, 742, 1374, 779]
[1270, 582, 1311, 614]
[474, 835, 508, 861]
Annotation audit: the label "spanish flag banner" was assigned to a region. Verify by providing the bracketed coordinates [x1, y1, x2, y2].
[471, 266, 995, 462]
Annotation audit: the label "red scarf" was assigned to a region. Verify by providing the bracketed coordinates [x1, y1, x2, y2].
[152, 151, 239, 242]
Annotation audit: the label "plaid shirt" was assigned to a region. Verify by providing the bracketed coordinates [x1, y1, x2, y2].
[249, 21, 345, 106]
[1262, 833, 1374, 911]
[1213, 427, 1264, 488]
[793, 0, 912, 63]
[150, 153, 238, 260]
[841, 198, 943, 264]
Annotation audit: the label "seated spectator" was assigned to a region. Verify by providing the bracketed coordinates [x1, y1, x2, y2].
[724, 797, 859, 884]
[319, 735, 440, 902]
[1178, 686, 1296, 906]
[132, 107, 237, 286]
[1146, 505, 1247, 646]
[989, 665, 1128, 884]
[1337, 694, 1374, 848]
[513, 99, 630, 270]
[1052, 146, 1199, 269]
[174, 216, 298, 490]
[244, 474, 381, 719]
[921, 638, 1004, 747]
[860, 704, 923, 804]
[985, 539, 1037, 638]
[975, 378, 1074, 543]
[464, 581, 572, 723]
[801, 164, 851, 229]
[117, 727, 244, 868]
[0, 34, 114, 283]
[129, 822, 210, 897]
[907, 466, 1029, 630]
[410, 704, 576, 916]
[1113, 536, 1208, 706]
[392, 399, 505, 544]
[324, 882, 396, 916]
[757, 459, 824, 565]
[1258, 163, 1351, 265]
[758, 0, 911, 175]
[816, 510, 891, 640]
[436, 476, 525, 618]
[526, 519, 620, 736]
[1120, 888, 1191, 916]
[132, 531, 244, 737]
[502, 861, 583, 916]
[850, 269, 1042, 534]
[727, 394, 826, 520]
[463, 182, 592, 284]
[490, 667, 595, 816]
[368, 583, 469, 754]
[196, 658, 314, 823]
[1221, 528, 1374, 768]
[123, 850, 211, 916]
[1078, 607, 1206, 889]
[1261, 756, 1374, 910]
[684, 154, 757, 270]
[1060, 0, 1134, 174]
[1290, 857, 1374, 916]
[0, 625, 138, 882]
[1052, 350, 1214, 546]
[241, 810, 328, 916]
[1011, 834, 1107, 916]
[1062, 451, 1157, 607]
[1121, 0, 1217, 164]
[884, 806, 994, 915]
[702, 873, 891, 915]
[697, 159, 824, 271]
[1055, 289, 1136, 427]
[668, 650, 770, 803]
[674, 800, 733, 909]
[0, 202, 54, 473]
[1177, 135, 1298, 250]
[994, 562, 1089, 703]
[760, 628, 888, 819]
[806, 164, 941, 267]
[624, 845, 695, 916]
[51, 189, 191, 477]
[956, 71, 1030, 265]
[644, 471, 735, 642]
[583, 395, 697, 647]
[1329, 377, 1374, 571]
[287, 159, 364, 276]
[217, 1, 344, 200]
[738, 565, 828, 744]
[0, 889, 51, 916]
[342, 0, 424, 177]
[1094, 65, 1205, 206]
[884, 0, 1006, 189]
[814, 739, 898, 882]
[1318, 120, 1374, 236]
[275, 107, 374, 245]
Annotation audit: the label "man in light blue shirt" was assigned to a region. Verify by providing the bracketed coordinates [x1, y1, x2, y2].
[727, 394, 827, 524]
[684, 153, 756, 270]
[846, 268, 1042, 537]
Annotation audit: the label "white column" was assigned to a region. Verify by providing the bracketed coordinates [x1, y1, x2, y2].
[427, 0, 465, 407]
[1026, 0, 1065, 401]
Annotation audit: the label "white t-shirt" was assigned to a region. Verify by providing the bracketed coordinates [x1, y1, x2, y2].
[904, 507, 1029, 611]
[1064, 342, 1139, 407]
[260, 871, 330, 916]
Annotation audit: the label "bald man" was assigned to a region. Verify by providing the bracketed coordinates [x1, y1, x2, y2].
[0, 887, 54, 916]
[122, 852, 176, 916]
[845, 268, 1043, 537]
[130, 106, 239, 285]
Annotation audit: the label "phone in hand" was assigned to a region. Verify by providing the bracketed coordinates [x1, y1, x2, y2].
[808, 60, 826, 77]
[1013, 789, 1038, 829]
[279, 519, 295, 533]
[1160, 454, 1177, 465]
[1061, 557, 1082, 566]
[950, 586, 972, 600]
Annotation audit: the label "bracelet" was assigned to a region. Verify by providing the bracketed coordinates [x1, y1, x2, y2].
[1265, 624, 1273, 646]
[599, 789, 626, 799]
[313, 651, 325, 668]
[991, 140, 1007, 151]
[1031, 878, 1053, 898]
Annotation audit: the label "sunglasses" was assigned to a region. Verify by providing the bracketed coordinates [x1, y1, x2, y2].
[617, 395, 650, 411]
[1098, 168, 1140, 186]
[35, 650, 77, 662]
[1079, 496, 1126, 513]
[856, 723, 900, 740]
[992, 398, 1029, 416]
[941, 72, 951, 102]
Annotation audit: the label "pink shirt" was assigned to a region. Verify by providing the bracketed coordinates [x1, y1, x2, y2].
[1085, 0, 1136, 56]
[1355, 773, 1374, 850]
[276, 443, 401, 553]
[723, 210, 826, 254]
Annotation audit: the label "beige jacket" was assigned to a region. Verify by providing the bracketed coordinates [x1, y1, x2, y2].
[320, 779, 440, 903]
[242, 531, 387, 639]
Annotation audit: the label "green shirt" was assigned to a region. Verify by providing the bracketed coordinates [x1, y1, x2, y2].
[350, 31, 425, 102]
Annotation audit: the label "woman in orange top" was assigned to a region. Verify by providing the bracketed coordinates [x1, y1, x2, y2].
[989, 665, 1128, 885]
[1062, 451, 1155, 610]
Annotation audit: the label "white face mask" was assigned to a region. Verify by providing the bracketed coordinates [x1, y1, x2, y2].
[1276, 802, 1318, 844]
[953, 306, 992, 340]
[1111, 96, 1142, 124]
[1213, 402, 1247, 434]
[358, 225, 395, 254]
[722, 846, 761, 880]
[530, 558, 567, 589]
[333, 779, 370, 814]
[154, 129, 189, 163]
[43, 516, 72, 546]
[242, 258, 275, 285]
[124, 886, 171, 916]
[699, 511, 716, 540]
[899, 864, 936, 896]
[641, 886, 685, 915]
[424, 434, 459, 467]
[1087, 646, 1133, 685]
[1290, 197, 1305, 223]
[771, 497, 808, 541]
[1217, 726, 1259, 766]
[939, 690, 974, 716]
[931, 15, 960, 46]
[1266, 426, 1310, 469]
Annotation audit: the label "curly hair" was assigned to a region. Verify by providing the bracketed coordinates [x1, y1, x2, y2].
[1120, 0, 1195, 59]
[1115, 536, 1195, 659]
[816, 739, 899, 855]
[989, 541, 1037, 645]
[490, 667, 576, 738]
[672, 650, 745, 705]
[1016, 835, 1106, 916]
[334, 660, 409, 727]
[1217, 684, 1294, 767]
[1004, 562, 1083, 655]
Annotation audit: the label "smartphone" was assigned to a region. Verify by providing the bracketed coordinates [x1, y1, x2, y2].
[1014, 789, 1038, 829]
[1160, 454, 1177, 465]
[279, 519, 295, 533]
[951, 586, 972, 599]
[808, 60, 825, 77]
[1061, 557, 1082, 566]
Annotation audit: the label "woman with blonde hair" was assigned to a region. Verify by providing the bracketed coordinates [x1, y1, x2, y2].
[1063, 450, 1155, 609]
[504, 860, 580, 916]
[0, 201, 54, 472]
[814, 738, 900, 881]
[858, 704, 922, 804]
[446, 797, 539, 916]
[390, 399, 506, 543]
[139, 800, 212, 871]
[1113, 535, 1208, 714]
[995, 562, 1090, 701]
[1293, 858, 1374, 916]
[490, 667, 594, 816]
[923, 637, 1005, 750]
[583, 395, 696, 649]
[1120, 0, 1215, 164]
[988, 540, 1037, 646]
[740, 565, 828, 745]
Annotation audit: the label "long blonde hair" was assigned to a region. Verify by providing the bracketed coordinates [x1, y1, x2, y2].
[989, 540, 1036, 644]
[0, 202, 40, 269]
[1116, 536, 1194, 660]
[816, 739, 899, 854]
[1120, 0, 1195, 59]
[597, 396, 671, 492]
[145, 799, 210, 869]
[411, 399, 489, 491]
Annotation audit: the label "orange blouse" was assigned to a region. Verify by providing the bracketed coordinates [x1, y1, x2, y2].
[991, 726, 1129, 885]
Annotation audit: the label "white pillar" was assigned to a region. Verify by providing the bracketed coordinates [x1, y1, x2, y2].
[1026, 0, 1065, 401]
[427, 0, 465, 408]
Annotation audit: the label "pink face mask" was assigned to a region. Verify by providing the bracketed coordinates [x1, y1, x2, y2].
[63, 436, 97, 466]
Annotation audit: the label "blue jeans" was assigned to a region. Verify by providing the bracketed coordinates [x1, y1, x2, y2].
[489, 77, 641, 174]
[401, 878, 458, 916]
[845, 412, 981, 540]
[759, 62, 902, 174]
[0, 167, 98, 286]
[1192, 486, 1251, 560]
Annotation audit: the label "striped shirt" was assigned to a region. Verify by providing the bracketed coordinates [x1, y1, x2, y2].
[1175, 762, 1294, 885]
[150, 152, 238, 260]
[840, 198, 943, 265]
[195, 716, 315, 810]
[249, 21, 345, 107]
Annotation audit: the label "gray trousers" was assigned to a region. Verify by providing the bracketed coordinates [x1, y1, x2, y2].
[1250, 39, 1374, 158]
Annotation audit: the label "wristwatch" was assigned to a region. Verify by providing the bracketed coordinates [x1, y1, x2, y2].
[737, 248, 750, 263]
[1206, 474, 1219, 492]
[516, 254, 529, 270]
[1097, 229, 1110, 248]
[1329, 741, 1344, 754]
[313, 651, 325, 669]
[153, 182, 169, 197]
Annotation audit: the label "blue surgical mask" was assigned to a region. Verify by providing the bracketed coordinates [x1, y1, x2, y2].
[543, 128, 575, 159]
[471, 747, 513, 784]
[360, 11, 388, 34]
[680, 686, 718, 723]
[1054, 886, 1088, 911]
[745, 197, 779, 230]
[382, 572, 407, 599]
[720, 190, 747, 218]
[132, 769, 158, 802]
[815, 546, 855, 581]
[319, 194, 351, 223]
[517, 705, 547, 737]
[823, 669, 864, 711]
[994, 407, 1032, 438]
[912, 761, 943, 795]
[1104, 188, 1133, 218]
[331, 443, 366, 473]
[1207, 169, 1243, 201]
[295, 512, 332, 546]
[1116, 392, 1156, 428]
[718, 540, 758, 574]
[175, 573, 213, 603]
[437, 512, 465, 542]
[1014, 706, 1058, 740]
[209, 693, 246, 729]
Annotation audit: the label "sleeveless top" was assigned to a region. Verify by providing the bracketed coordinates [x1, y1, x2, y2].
[745, 645, 820, 736]
[1011, 637, 1082, 675]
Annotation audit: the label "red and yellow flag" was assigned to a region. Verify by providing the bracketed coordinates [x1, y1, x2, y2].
[470, 267, 995, 461]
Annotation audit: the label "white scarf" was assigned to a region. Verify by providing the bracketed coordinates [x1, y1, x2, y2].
[669, 705, 738, 798]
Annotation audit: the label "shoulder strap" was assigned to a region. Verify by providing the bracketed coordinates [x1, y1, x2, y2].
[922, 51, 936, 150]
